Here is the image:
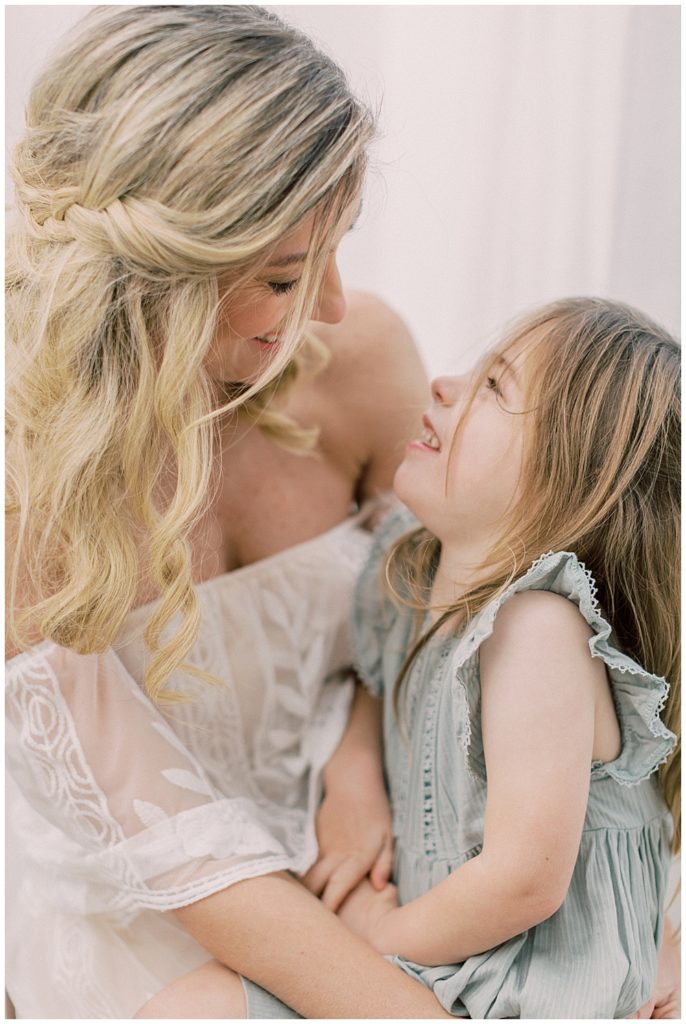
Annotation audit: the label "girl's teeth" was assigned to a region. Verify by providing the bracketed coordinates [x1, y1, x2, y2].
[421, 427, 440, 450]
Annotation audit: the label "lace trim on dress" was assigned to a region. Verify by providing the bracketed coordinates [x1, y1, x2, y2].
[447, 550, 677, 787]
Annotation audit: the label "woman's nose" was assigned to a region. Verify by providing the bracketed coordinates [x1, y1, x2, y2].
[431, 375, 461, 405]
[312, 257, 346, 324]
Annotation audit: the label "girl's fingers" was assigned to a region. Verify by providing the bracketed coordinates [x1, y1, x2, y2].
[652, 1002, 680, 1019]
[321, 857, 368, 912]
[301, 856, 335, 896]
[624, 1003, 655, 1019]
[370, 837, 394, 890]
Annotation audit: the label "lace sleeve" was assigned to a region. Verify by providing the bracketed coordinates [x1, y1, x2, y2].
[6, 643, 305, 915]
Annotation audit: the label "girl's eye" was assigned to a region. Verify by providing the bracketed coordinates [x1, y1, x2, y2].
[268, 279, 300, 296]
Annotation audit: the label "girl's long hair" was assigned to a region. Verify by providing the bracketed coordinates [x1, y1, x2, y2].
[388, 298, 681, 849]
[7, 5, 374, 700]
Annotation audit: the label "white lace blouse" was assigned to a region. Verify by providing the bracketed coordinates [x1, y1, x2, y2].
[5, 512, 374, 1018]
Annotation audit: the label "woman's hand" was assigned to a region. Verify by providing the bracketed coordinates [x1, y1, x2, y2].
[337, 877, 400, 952]
[302, 775, 393, 911]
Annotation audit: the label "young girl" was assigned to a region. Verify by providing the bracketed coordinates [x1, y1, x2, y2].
[335, 296, 679, 1019]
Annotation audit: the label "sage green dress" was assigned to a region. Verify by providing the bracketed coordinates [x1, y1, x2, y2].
[241, 504, 675, 1019]
[350, 505, 676, 1019]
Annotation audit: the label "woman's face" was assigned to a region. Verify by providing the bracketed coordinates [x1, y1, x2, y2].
[206, 201, 360, 383]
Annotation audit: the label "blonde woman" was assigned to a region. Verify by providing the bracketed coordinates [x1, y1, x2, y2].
[6, 6, 448, 1019]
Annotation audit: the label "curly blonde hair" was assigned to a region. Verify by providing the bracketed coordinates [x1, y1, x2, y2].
[388, 298, 681, 850]
[7, 5, 374, 700]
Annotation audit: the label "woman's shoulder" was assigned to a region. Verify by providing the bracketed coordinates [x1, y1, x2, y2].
[312, 290, 428, 404]
[311, 291, 430, 496]
[313, 289, 419, 367]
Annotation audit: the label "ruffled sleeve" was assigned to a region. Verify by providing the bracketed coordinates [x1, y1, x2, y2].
[447, 550, 677, 786]
[5, 642, 313, 918]
[350, 502, 420, 698]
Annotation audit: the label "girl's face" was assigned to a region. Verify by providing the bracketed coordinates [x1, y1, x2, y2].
[205, 200, 360, 383]
[394, 344, 530, 549]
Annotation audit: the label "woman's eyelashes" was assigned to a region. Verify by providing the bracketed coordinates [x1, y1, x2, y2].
[485, 375, 502, 395]
[268, 278, 300, 296]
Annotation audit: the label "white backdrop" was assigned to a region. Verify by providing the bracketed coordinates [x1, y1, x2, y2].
[5, 4, 680, 374]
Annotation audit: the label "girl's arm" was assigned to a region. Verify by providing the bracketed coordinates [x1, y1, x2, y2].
[175, 870, 450, 1019]
[340, 591, 600, 965]
[302, 684, 393, 910]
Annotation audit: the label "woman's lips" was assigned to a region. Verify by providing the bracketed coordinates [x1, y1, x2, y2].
[252, 334, 281, 348]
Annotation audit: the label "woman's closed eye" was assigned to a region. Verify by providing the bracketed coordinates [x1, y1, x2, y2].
[268, 278, 300, 296]
[485, 375, 502, 395]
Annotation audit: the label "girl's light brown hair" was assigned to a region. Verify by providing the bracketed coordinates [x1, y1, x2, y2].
[7, 5, 374, 700]
[388, 297, 680, 850]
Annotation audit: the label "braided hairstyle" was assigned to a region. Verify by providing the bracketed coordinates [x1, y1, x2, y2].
[7, 5, 374, 700]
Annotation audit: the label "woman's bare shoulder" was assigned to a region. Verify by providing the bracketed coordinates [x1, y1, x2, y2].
[313, 289, 423, 381]
[311, 291, 430, 496]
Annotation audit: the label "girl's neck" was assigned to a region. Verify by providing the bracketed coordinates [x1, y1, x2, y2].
[428, 537, 494, 624]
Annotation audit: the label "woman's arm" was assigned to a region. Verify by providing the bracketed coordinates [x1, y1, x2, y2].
[339, 591, 599, 965]
[175, 871, 450, 1019]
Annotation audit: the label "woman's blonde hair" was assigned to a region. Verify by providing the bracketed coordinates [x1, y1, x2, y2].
[7, 5, 374, 699]
[388, 297, 681, 849]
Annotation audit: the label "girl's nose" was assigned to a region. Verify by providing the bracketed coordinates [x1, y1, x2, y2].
[431, 375, 461, 405]
[312, 257, 346, 324]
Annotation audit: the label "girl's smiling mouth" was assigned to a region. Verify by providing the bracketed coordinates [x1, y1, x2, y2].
[408, 414, 441, 452]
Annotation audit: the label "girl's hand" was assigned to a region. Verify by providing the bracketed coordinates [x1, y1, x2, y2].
[627, 920, 680, 1019]
[302, 781, 393, 911]
[337, 877, 400, 952]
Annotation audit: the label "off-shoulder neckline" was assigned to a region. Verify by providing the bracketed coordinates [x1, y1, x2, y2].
[6, 508, 374, 669]
[125, 507, 371, 624]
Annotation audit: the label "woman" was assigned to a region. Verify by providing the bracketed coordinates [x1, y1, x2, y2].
[6, 5, 446, 1018]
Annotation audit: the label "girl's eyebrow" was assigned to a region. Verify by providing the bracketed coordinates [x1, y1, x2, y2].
[496, 353, 520, 383]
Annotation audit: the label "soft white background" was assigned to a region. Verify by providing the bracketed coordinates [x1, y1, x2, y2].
[4, 0, 681, 936]
[5, 3, 680, 375]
